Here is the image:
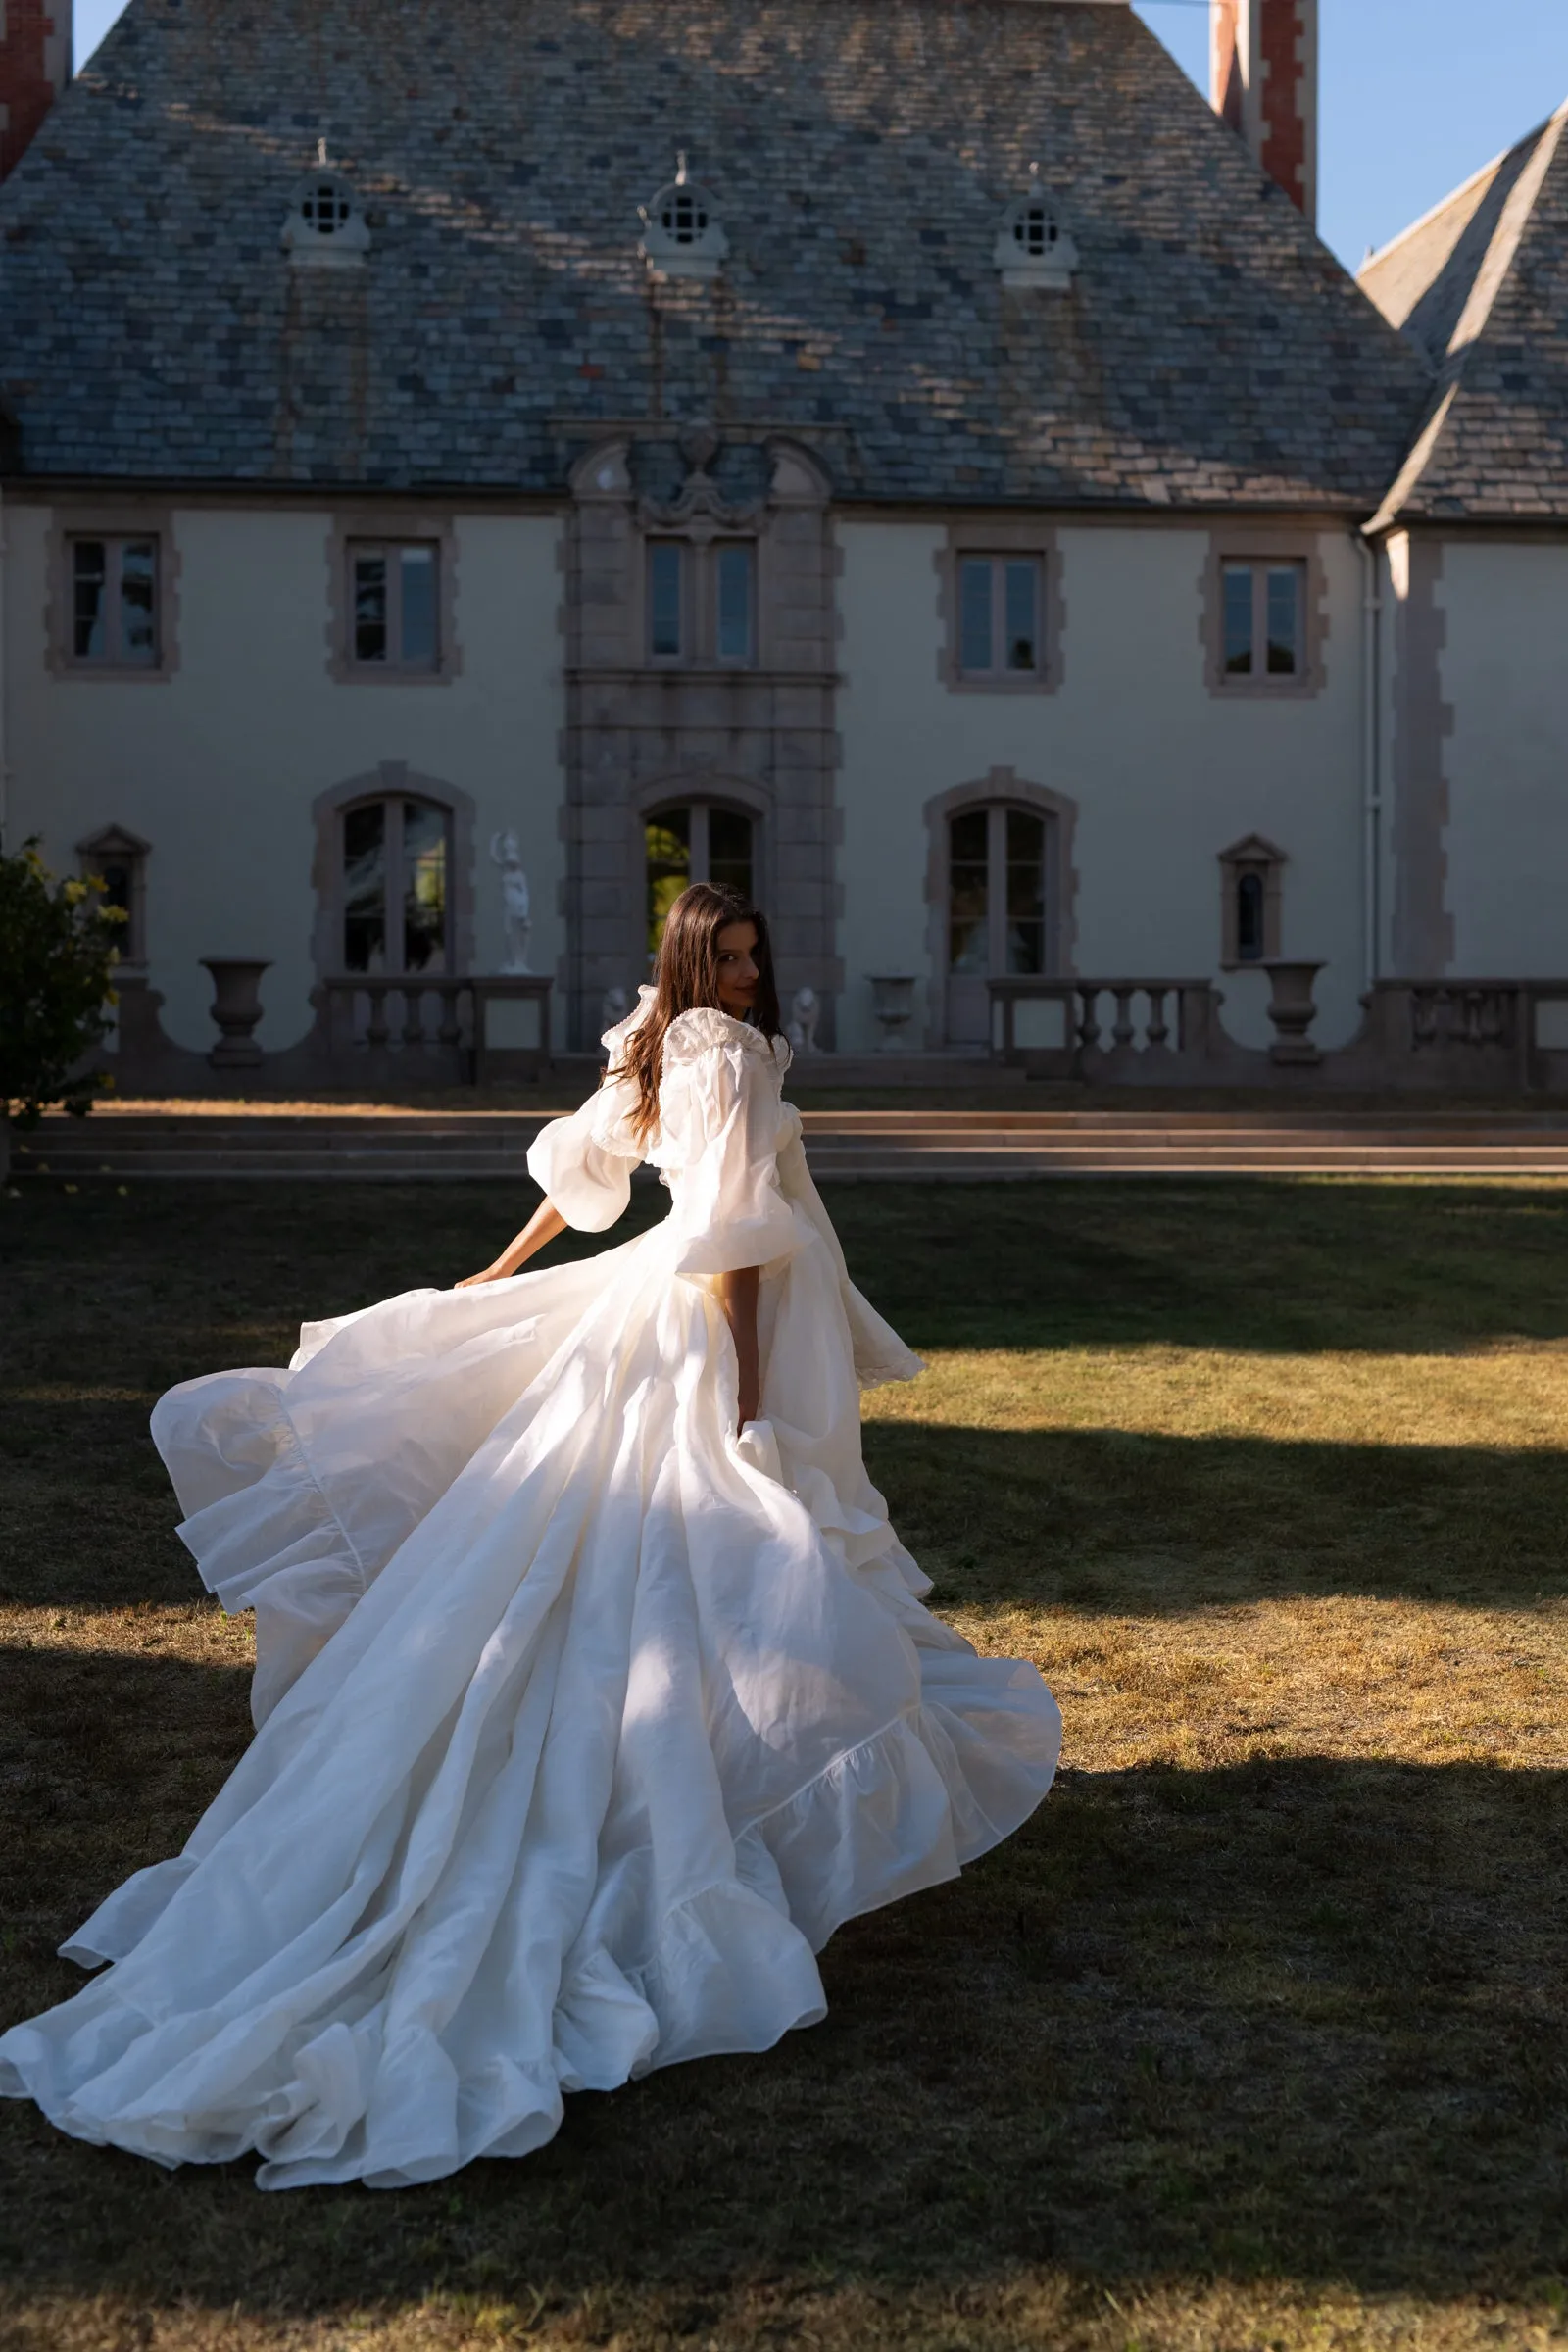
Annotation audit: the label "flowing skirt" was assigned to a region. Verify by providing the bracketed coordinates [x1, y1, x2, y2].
[0, 1198, 1060, 2188]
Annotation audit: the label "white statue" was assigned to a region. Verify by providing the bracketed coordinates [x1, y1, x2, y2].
[489, 830, 532, 973]
[787, 985, 821, 1054]
[600, 984, 630, 1036]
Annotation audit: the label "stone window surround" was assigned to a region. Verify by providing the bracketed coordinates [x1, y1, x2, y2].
[76, 822, 152, 968]
[310, 761, 477, 983]
[326, 508, 462, 685]
[921, 769, 1080, 1049]
[935, 520, 1065, 695]
[46, 506, 182, 681]
[1200, 523, 1329, 699]
[1218, 831, 1288, 968]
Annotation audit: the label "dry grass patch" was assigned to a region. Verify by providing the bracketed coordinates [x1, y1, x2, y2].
[2, 1176, 1566, 2352]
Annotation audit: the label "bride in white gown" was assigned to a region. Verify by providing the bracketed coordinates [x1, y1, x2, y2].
[0, 884, 1060, 2190]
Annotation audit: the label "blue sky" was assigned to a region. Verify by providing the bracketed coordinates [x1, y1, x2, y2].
[74, 0, 1568, 274]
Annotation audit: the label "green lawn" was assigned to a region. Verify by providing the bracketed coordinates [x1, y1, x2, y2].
[1, 1175, 1565, 2352]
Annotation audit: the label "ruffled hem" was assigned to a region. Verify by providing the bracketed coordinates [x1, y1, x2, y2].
[0, 1683, 1057, 2190]
[151, 1375, 367, 1729]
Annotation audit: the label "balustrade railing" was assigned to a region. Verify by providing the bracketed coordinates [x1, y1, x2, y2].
[989, 977, 1220, 1076]
[317, 974, 552, 1083]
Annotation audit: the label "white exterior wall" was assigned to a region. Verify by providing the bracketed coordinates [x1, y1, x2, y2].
[1440, 539, 1568, 976]
[2, 503, 564, 1053]
[836, 518, 1369, 1054]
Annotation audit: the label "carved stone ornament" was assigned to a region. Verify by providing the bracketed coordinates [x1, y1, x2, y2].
[636, 421, 763, 544]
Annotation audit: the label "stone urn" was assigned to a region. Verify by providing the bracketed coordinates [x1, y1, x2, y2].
[867, 973, 918, 1054]
[200, 957, 271, 1069]
[1261, 959, 1325, 1067]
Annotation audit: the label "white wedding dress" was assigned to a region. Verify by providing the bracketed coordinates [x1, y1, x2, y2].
[0, 997, 1060, 2189]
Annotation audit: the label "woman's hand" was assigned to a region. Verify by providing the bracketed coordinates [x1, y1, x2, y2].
[453, 1200, 567, 1289]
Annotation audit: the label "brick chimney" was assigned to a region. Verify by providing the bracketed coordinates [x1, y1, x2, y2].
[1211, 0, 1318, 226]
[1, 0, 71, 185]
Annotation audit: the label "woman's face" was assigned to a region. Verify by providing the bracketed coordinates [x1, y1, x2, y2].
[713, 919, 760, 1017]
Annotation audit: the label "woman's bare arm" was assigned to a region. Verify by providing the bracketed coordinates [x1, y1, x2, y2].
[455, 1199, 568, 1288]
[719, 1265, 761, 1432]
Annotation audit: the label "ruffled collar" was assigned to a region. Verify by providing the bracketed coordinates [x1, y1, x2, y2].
[600, 987, 790, 1072]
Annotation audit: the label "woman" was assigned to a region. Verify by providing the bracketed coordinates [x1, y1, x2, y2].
[0, 884, 1060, 2190]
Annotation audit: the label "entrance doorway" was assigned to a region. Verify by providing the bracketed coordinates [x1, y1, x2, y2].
[645, 803, 756, 960]
[945, 803, 1052, 1046]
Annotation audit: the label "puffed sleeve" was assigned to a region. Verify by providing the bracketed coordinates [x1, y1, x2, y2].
[524, 1088, 643, 1233]
[659, 1018, 800, 1279]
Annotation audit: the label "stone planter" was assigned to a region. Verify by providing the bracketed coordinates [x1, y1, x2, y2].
[867, 973, 918, 1054]
[200, 957, 271, 1069]
[1261, 958, 1325, 1067]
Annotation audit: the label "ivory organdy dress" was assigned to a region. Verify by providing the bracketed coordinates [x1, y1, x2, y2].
[0, 997, 1060, 2189]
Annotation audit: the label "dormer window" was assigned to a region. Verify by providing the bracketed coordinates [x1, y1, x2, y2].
[995, 166, 1078, 291]
[640, 154, 728, 280]
[283, 143, 370, 270]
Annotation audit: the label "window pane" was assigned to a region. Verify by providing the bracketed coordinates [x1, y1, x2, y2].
[354, 553, 388, 662]
[73, 540, 107, 660]
[1237, 870, 1265, 961]
[1223, 563, 1253, 676]
[1005, 809, 1046, 974]
[342, 802, 387, 972]
[715, 545, 753, 663]
[119, 540, 157, 664]
[402, 800, 448, 973]
[708, 806, 754, 899]
[948, 809, 990, 972]
[399, 546, 438, 669]
[1266, 564, 1301, 676]
[959, 559, 993, 673]
[649, 543, 683, 658]
[1004, 561, 1038, 672]
[646, 807, 691, 957]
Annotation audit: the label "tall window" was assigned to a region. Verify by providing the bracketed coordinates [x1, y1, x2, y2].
[648, 543, 685, 659]
[77, 826, 150, 964]
[1219, 836, 1286, 966]
[1222, 560, 1305, 682]
[958, 557, 1042, 679]
[1235, 871, 1266, 962]
[70, 537, 159, 668]
[645, 803, 755, 957]
[350, 541, 440, 671]
[646, 540, 757, 665]
[945, 803, 1052, 1047]
[340, 796, 451, 974]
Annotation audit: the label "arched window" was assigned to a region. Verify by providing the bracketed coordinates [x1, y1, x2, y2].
[645, 802, 755, 958]
[993, 166, 1079, 290]
[1218, 835, 1286, 967]
[945, 802, 1054, 1047]
[339, 794, 452, 975]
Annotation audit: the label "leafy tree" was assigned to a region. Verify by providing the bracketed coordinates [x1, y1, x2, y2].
[0, 836, 126, 1181]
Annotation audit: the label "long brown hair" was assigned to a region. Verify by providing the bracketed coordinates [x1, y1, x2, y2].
[610, 882, 784, 1143]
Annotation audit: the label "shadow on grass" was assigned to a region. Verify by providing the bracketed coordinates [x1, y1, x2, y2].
[2, 1648, 1564, 2318]
[5, 1414, 1565, 1614]
[866, 1422, 1568, 1614]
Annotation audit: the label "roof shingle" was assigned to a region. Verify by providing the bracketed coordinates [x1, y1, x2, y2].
[0, 0, 1432, 508]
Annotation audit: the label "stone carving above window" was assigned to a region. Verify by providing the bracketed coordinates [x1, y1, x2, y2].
[282, 143, 370, 270]
[639, 155, 729, 280]
[994, 165, 1079, 291]
[636, 422, 764, 542]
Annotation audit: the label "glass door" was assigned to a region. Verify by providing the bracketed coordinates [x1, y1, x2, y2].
[945, 804, 1049, 1046]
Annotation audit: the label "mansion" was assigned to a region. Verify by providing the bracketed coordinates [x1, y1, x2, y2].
[3, 0, 1568, 1079]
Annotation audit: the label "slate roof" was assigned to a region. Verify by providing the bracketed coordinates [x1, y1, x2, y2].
[0, 0, 1432, 509]
[1360, 99, 1568, 527]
